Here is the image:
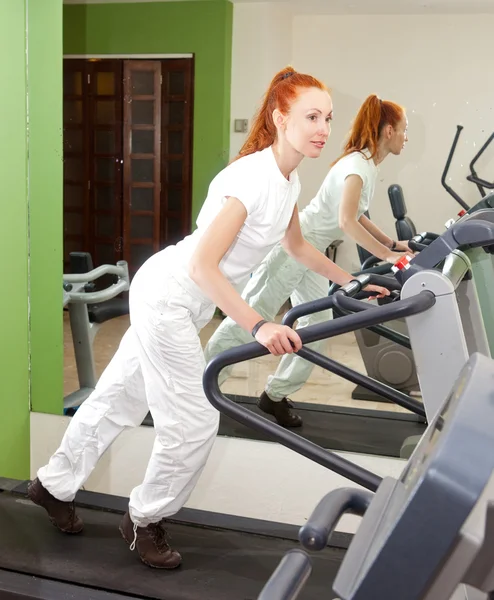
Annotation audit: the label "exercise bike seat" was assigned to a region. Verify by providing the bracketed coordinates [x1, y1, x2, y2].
[88, 298, 130, 324]
[388, 184, 417, 240]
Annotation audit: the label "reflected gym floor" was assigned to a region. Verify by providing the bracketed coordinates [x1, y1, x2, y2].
[63, 312, 409, 414]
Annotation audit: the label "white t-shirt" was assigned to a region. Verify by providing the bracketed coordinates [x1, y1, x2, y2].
[169, 146, 301, 298]
[300, 149, 378, 252]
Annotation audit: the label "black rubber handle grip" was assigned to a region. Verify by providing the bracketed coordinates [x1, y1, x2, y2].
[258, 549, 312, 600]
[299, 488, 374, 551]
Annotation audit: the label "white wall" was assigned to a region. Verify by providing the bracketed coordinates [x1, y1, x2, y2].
[230, 2, 293, 159]
[231, 9, 494, 271]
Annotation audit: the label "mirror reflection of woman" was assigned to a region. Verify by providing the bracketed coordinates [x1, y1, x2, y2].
[205, 95, 408, 428]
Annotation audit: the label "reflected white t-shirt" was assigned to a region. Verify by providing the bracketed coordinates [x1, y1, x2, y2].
[170, 146, 301, 297]
[300, 149, 378, 252]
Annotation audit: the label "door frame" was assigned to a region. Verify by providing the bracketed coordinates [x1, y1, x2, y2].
[64, 54, 193, 59]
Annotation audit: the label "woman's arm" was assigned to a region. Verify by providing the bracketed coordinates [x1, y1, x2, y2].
[359, 213, 394, 247]
[339, 175, 405, 263]
[189, 196, 301, 355]
[280, 207, 354, 286]
[280, 206, 389, 297]
[359, 214, 413, 253]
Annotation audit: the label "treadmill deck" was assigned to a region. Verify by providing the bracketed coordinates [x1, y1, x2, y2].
[0, 489, 344, 599]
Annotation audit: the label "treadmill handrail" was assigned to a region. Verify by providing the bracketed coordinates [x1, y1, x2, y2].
[332, 305, 411, 350]
[203, 292, 434, 489]
[257, 549, 312, 600]
[299, 488, 374, 551]
[283, 283, 426, 331]
[400, 213, 494, 275]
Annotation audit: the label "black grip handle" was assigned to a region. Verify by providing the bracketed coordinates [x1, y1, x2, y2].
[412, 232, 438, 244]
[409, 240, 427, 252]
[361, 254, 382, 270]
[282, 295, 335, 328]
[328, 273, 400, 300]
[257, 549, 312, 600]
[299, 488, 374, 551]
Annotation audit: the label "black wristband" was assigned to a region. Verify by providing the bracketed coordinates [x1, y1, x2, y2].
[391, 240, 397, 250]
[251, 319, 268, 338]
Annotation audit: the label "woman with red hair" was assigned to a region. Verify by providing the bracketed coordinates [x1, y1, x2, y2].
[28, 67, 387, 568]
[205, 94, 409, 428]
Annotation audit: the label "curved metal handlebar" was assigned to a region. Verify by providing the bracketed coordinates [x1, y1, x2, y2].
[299, 488, 374, 551]
[63, 261, 130, 306]
[67, 279, 129, 305]
[257, 549, 312, 600]
[361, 254, 382, 270]
[467, 174, 494, 190]
[63, 260, 129, 284]
[203, 291, 435, 487]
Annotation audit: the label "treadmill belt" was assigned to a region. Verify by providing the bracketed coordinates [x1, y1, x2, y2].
[143, 395, 427, 458]
[0, 492, 344, 599]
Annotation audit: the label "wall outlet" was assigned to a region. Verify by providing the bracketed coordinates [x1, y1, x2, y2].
[234, 118, 248, 133]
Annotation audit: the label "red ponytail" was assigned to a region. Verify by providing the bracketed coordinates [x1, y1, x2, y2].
[333, 94, 405, 164]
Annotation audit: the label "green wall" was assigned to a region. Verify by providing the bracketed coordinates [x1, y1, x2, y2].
[0, 0, 63, 477]
[29, 0, 64, 416]
[63, 0, 233, 224]
[0, 0, 30, 477]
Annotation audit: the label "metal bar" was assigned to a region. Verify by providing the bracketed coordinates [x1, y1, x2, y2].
[258, 550, 312, 600]
[297, 347, 425, 417]
[64, 260, 128, 283]
[67, 280, 129, 305]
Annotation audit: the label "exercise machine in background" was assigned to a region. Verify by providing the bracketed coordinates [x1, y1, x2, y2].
[63, 252, 130, 413]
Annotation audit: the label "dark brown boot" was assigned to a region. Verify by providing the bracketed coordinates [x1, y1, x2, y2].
[27, 477, 84, 534]
[258, 392, 303, 427]
[119, 511, 182, 569]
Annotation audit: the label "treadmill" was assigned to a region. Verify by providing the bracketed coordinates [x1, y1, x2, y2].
[259, 351, 494, 600]
[0, 278, 414, 600]
[3, 258, 475, 599]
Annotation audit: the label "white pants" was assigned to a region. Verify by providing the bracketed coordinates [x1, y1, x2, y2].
[204, 243, 332, 401]
[38, 250, 219, 527]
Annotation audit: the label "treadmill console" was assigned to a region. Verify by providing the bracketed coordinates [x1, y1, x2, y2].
[333, 352, 494, 600]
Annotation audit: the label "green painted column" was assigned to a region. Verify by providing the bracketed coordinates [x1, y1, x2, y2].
[0, 0, 63, 478]
[0, 0, 30, 477]
[28, 0, 64, 415]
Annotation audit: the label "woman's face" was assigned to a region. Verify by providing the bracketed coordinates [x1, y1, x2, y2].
[389, 114, 409, 155]
[277, 87, 333, 159]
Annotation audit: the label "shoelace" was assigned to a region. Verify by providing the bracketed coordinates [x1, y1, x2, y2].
[280, 398, 295, 409]
[68, 502, 77, 526]
[129, 519, 171, 553]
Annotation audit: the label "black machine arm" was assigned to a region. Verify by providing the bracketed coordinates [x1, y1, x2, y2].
[467, 132, 494, 195]
[257, 549, 312, 600]
[299, 488, 374, 551]
[203, 284, 434, 488]
[258, 488, 374, 600]
[441, 125, 470, 210]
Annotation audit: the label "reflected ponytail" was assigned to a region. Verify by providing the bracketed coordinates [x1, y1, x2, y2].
[333, 94, 405, 164]
[233, 66, 329, 162]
